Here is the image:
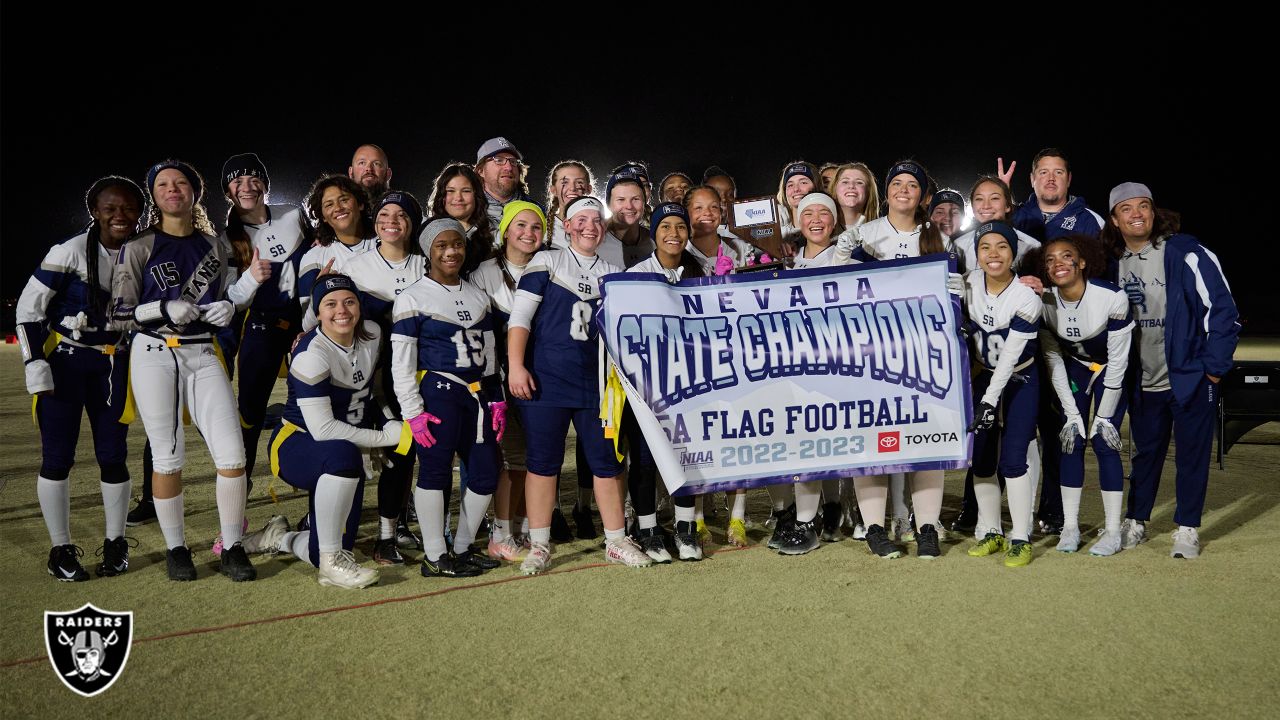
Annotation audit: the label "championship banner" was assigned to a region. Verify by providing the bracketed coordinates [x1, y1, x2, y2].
[597, 256, 972, 496]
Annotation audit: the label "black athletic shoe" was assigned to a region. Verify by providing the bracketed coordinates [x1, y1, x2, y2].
[296, 514, 310, 532]
[950, 506, 977, 534]
[125, 499, 156, 527]
[635, 526, 673, 563]
[778, 520, 820, 556]
[454, 548, 499, 571]
[48, 544, 89, 582]
[421, 552, 482, 578]
[865, 525, 903, 559]
[572, 503, 598, 540]
[821, 502, 842, 542]
[767, 504, 797, 550]
[166, 546, 198, 581]
[916, 524, 941, 560]
[95, 536, 133, 577]
[219, 542, 257, 582]
[550, 507, 574, 543]
[395, 518, 422, 550]
[373, 537, 405, 565]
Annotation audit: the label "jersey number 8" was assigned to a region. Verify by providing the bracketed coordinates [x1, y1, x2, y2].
[569, 301, 593, 341]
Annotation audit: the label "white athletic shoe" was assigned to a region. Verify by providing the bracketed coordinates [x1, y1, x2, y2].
[852, 522, 868, 541]
[318, 550, 379, 589]
[1089, 530, 1123, 557]
[241, 515, 289, 555]
[1121, 518, 1148, 549]
[1170, 526, 1200, 559]
[1056, 526, 1082, 553]
[520, 542, 552, 575]
[605, 537, 654, 568]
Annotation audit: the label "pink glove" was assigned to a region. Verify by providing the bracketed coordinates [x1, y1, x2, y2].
[759, 253, 773, 263]
[713, 245, 734, 276]
[408, 412, 442, 448]
[489, 401, 508, 442]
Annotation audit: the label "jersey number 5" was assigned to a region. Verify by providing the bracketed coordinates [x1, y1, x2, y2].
[347, 387, 370, 425]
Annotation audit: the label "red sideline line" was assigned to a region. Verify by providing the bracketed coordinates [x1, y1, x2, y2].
[1, 544, 760, 669]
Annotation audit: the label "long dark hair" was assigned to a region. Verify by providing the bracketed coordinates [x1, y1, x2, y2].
[1102, 205, 1181, 257]
[305, 175, 371, 246]
[84, 176, 144, 321]
[886, 159, 946, 256]
[428, 163, 493, 277]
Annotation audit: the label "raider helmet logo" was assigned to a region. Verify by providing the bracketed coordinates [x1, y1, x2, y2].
[44, 603, 133, 697]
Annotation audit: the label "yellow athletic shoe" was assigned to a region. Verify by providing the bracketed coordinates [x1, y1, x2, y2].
[696, 519, 712, 546]
[1004, 541, 1033, 568]
[726, 518, 748, 547]
[967, 533, 1008, 557]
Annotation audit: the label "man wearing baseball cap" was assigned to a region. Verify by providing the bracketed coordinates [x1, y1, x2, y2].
[475, 137, 532, 231]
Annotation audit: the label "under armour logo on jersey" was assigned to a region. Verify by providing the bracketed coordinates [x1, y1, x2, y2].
[145, 344, 165, 352]
[250, 323, 268, 331]
[436, 381, 451, 390]
[1061, 216, 1077, 231]
[396, 277, 407, 284]
[455, 300, 465, 306]
[55, 345, 75, 355]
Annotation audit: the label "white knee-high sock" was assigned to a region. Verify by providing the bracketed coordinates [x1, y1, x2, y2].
[766, 483, 794, 511]
[675, 504, 696, 523]
[1005, 473, 1033, 543]
[1026, 438, 1041, 529]
[314, 473, 358, 554]
[1101, 490, 1124, 536]
[909, 470, 943, 527]
[100, 481, 130, 540]
[453, 490, 492, 555]
[215, 472, 248, 545]
[154, 493, 186, 549]
[638, 513, 657, 530]
[1060, 485, 1083, 533]
[37, 477, 71, 546]
[973, 476, 1003, 537]
[415, 487, 447, 561]
[730, 490, 746, 520]
[795, 481, 822, 523]
[889, 472, 910, 519]
[853, 475, 888, 528]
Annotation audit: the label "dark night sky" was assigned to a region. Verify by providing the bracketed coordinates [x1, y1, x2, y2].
[3, 16, 1268, 331]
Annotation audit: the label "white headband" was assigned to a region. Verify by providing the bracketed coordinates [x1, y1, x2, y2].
[795, 192, 837, 216]
[566, 196, 604, 221]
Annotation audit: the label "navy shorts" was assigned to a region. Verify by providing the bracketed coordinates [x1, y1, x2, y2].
[519, 404, 622, 478]
[413, 377, 500, 494]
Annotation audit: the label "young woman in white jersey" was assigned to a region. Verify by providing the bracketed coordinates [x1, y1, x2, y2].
[470, 200, 548, 562]
[774, 161, 821, 238]
[339, 192, 427, 564]
[847, 160, 954, 559]
[624, 202, 709, 561]
[830, 162, 880, 229]
[298, 175, 376, 316]
[1037, 233, 1133, 556]
[961, 222, 1043, 567]
[506, 197, 652, 573]
[392, 218, 506, 578]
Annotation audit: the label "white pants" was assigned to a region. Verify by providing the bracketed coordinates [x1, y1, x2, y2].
[130, 337, 245, 474]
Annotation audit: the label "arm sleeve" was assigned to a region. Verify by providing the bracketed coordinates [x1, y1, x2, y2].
[109, 239, 148, 332]
[1097, 290, 1135, 419]
[1039, 329, 1078, 416]
[980, 291, 1041, 406]
[507, 262, 550, 331]
[15, 245, 68, 362]
[389, 294, 425, 419]
[1186, 243, 1241, 377]
[226, 266, 262, 309]
[291, 350, 386, 447]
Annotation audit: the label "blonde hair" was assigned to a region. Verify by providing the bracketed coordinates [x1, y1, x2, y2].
[543, 160, 595, 220]
[830, 163, 881, 222]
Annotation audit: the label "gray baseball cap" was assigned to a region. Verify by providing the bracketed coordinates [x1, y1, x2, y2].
[476, 136, 522, 164]
[1109, 182, 1153, 212]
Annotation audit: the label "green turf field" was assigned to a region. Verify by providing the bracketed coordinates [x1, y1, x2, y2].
[3, 343, 1279, 718]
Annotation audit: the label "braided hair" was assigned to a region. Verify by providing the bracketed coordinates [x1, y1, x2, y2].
[84, 176, 144, 320]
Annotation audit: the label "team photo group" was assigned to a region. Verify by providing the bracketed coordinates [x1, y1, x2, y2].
[15, 136, 1240, 590]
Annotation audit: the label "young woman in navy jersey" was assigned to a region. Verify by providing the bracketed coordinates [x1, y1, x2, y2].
[427, 162, 493, 280]
[624, 202, 708, 561]
[18, 176, 143, 581]
[961, 222, 1044, 567]
[110, 160, 254, 582]
[506, 196, 654, 573]
[471, 201, 548, 562]
[244, 275, 402, 588]
[340, 192, 426, 564]
[216, 153, 312, 491]
[392, 218, 507, 578]
[1036, 234, 1133, 555]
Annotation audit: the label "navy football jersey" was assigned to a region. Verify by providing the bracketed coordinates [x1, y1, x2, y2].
[110, 229, 234, 335]
[284, 321, 382, 431]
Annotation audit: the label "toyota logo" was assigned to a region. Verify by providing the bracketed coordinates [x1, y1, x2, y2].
[877, 431, 900, 452]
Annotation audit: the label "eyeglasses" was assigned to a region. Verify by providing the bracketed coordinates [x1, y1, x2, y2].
[488, 155, 518, 167]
